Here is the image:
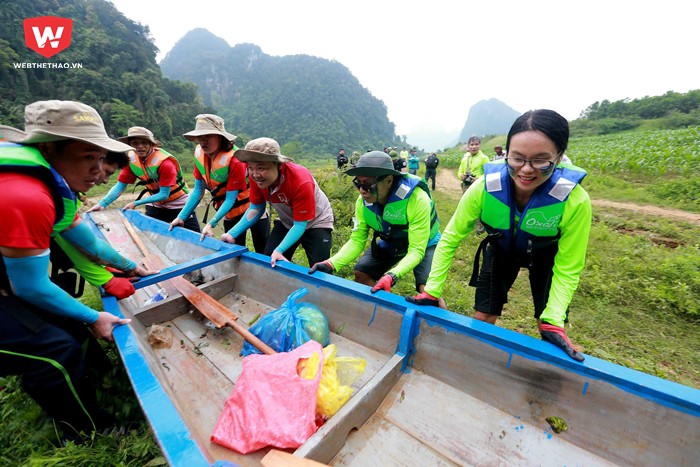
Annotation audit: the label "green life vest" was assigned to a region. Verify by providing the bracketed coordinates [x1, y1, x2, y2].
[481, 160, 586, 257]
[362, 174, 440, 256]
[468, 161, 586, 286]
[0, 142, 77, 235]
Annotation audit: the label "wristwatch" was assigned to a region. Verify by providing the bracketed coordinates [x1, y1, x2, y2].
[386, 272, 398, 286]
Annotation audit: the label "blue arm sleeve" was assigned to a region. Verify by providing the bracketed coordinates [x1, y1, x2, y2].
[275, 220, 308, 254]
[226, 203, 265, 238]
[177, 179, 205, 221]
[134, 186, 171, 207]
[209, 189, 239, 228]
[61, 221, 137, 271]
[4, 252, 99, 323]
[99, 181, 128, 208]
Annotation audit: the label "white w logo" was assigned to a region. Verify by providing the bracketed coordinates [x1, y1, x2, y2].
[32, 26, 64, 49]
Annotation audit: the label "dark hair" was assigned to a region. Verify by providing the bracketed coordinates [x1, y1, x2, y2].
[506, 109, 569, 156]
[220, 135, 234, 152]
[106, 151, 128, 168]
[467, 136, 481, 144]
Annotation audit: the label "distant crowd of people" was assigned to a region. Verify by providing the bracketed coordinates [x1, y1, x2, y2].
[0, 101, 590, 442]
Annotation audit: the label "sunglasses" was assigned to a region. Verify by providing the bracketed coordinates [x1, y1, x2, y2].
[352, 176, 387, 192]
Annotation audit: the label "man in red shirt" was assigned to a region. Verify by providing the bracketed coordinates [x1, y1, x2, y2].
[0, 100, 156, 440]
[221, 137, 334, 267]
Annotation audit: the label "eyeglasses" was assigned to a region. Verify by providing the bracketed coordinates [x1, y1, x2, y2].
[505, 157, 558, 172]
[353, 176, 387, 192]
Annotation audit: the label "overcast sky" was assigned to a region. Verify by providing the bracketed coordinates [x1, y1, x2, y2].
[110, 0, 698, 143]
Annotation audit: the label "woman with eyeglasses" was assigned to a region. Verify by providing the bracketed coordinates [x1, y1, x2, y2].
[408, 109, 591, 362]
[221, 137, 334, 268]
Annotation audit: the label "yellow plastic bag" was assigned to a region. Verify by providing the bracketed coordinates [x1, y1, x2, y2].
[316, 344, 366, 419]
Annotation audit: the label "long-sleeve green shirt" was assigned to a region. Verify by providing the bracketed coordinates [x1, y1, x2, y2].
[457, 151, 490, 179]
[424, 179, 592, 327]
[329, 188, 435, 279]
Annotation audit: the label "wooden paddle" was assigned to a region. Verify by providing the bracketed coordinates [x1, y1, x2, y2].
[122, 218, 276, 355]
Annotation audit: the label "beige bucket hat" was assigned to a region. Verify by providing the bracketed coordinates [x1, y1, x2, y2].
[234, 137, 293, 163]
[0, 100, 132, 153]
[117, 126, 161, 146]
[183, 114, 237, 142]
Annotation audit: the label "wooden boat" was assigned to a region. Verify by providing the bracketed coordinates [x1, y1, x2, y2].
[88, 210, 700, 466]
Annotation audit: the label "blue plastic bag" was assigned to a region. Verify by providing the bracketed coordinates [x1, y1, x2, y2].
[241, 287, 330, 356]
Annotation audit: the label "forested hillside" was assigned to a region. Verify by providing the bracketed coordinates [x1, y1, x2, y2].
[0, 0, 211, 154]
[161, 28, 398, 156]
[571, 90, 700, 136]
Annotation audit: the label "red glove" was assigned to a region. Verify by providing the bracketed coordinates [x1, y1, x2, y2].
[539, 323, 585, 362]
[406, 291, 439, 307]
[102, 277, 136, 300]
[105, 266, 129, 277]
[371, 273, 397, 293]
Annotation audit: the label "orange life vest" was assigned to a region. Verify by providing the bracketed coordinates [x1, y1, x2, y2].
[128, 148, 188, 205]
[194, 146, 250, 220]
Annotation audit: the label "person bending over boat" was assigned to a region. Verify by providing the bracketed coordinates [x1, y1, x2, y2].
[408, 109, 591, 362]
[170, 115, 270, 249]
[308, 151, 440, 295]
[54, 150, 139, 300]
[88, 126, 200, 232]
[0, 100, 157, 440]
[221, 137, 334, 268]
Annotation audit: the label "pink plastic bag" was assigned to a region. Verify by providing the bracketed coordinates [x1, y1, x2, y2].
[210, 340, 324, 454]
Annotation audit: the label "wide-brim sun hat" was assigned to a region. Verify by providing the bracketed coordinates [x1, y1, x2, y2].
[234, 137, 293, 163]
[0, 100, 132, 153]
[117, 126, 161, 146]
[183, 114, 237, 142]
[344, 151, 402, 177]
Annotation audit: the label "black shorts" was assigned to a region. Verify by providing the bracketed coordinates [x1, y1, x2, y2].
[354, 244, 436, 291]
[265, 220, 332, 266]
[473, 244, 565, 320]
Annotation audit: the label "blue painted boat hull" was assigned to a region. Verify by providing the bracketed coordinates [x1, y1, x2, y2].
[91, 210, 700, 466]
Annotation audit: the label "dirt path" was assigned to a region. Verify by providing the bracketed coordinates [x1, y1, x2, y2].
[435, 168, 700, 226]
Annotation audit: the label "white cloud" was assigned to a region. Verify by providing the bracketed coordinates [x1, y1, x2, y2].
[110, 0, 699, 145]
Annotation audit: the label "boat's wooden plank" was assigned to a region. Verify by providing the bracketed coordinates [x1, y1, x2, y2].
[134, 273, 238, 326]
[375, 370, 615, 466]
[411, 322, 700, 466]
[91, 209, 180, 300]
[296, 354, 405, 464]
[145, 313, 269, 465]
[261, 449, 329, 467]
[331, 416, 458, 466]
[173, 294, 389, 393]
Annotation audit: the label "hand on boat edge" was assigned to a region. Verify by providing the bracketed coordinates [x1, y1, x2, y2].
[308, 260, 334, 274]
[102, 276, 136, 299]
[406, 291, 440, 307]
[371, 273, 396, 293]
[539, 322, 585, 362]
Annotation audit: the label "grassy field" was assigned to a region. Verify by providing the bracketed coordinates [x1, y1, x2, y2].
[1, 126, 698, 464]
